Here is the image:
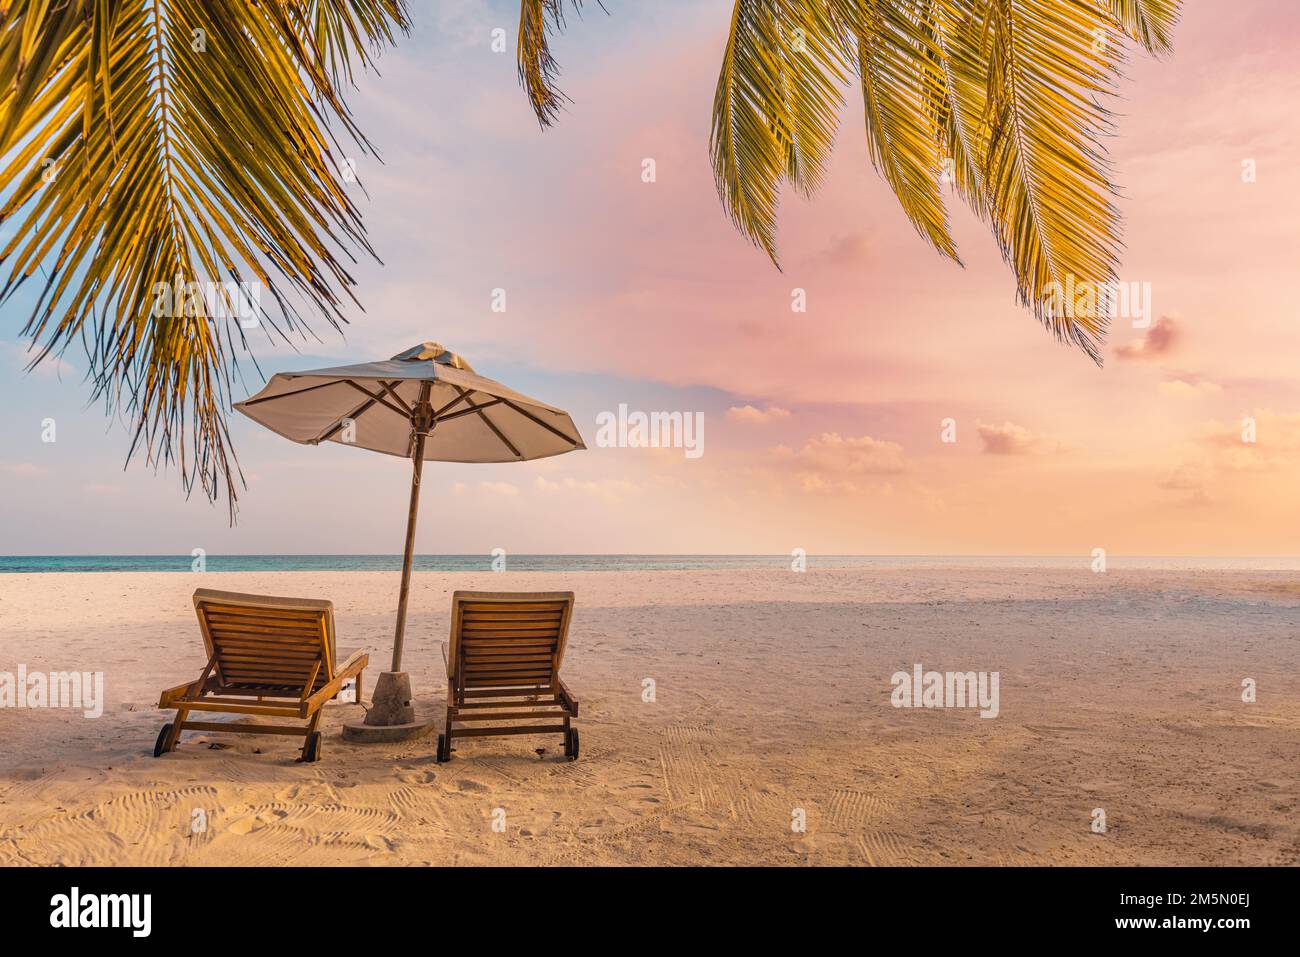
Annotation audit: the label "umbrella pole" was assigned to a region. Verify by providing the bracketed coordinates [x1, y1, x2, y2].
[345, 388, 438, 742]
[390, 431, 427, 672]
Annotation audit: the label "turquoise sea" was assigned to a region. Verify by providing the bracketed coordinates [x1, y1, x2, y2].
[1, 555, 1298, 573]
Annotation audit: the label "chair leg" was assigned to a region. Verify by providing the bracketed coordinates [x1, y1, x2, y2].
[298, 710, 324, 762]
[440, 707, 455, 761]
[164, 708, 188, 752]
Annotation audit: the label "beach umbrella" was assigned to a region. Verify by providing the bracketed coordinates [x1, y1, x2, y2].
[234, 342, 585, 740]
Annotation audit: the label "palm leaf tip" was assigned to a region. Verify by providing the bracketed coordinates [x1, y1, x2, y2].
[1108, 0, 1180, 56]
[518, 0, 600, 128]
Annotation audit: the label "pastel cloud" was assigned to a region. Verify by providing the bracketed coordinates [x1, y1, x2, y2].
[1, 340, 77, 378]
[1194, 408, 1300, 474]
[1199, 409, 1300, 451]
[976, 421, 1040, 455]
[768, 433, 908, 494]
[1159, 461, 1205, 491]
[727, 404, 791, 425]
[1115, 316, 1180, 360]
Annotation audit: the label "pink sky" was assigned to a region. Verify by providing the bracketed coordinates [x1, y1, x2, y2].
[2, 0, 1299, 556]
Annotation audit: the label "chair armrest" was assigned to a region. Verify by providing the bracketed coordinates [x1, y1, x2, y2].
[160, 653, 218, 708]
[337, 649, 368, 677]
[158, 681, 195, 708]
[301, 651, 369, 716]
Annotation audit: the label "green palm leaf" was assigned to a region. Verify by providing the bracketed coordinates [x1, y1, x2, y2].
[0, 0, 409, 513]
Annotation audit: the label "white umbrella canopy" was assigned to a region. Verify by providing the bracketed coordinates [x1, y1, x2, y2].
[234, 342, 584, 462]
[233, 342, 585, 739]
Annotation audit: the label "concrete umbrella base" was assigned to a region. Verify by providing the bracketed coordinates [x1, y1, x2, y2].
[342, 671, 436, 743]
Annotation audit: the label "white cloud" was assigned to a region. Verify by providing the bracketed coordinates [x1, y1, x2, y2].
[0, 339, 77, 378]
[727, 404, 791, 425]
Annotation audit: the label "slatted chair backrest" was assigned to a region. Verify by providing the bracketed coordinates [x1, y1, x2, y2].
[193, 589, 336, 696]
[448, 592, 575, 700]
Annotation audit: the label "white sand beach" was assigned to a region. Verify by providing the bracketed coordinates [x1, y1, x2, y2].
[1, 567, 1297, 866]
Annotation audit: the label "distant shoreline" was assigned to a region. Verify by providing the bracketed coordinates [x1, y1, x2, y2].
[3, 555, 1300, 573]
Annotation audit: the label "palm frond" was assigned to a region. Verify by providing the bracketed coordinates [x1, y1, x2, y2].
[1107, 0, 1179, 56]
[0, 0, 409, 515]
[929, 0, 994, 220]
[305, 0, 410, 88]
[711, 0, 849, 266]
[855, 0, 959, 260]
[977, 0, 1124, 360]
[519, 0, 595, 128]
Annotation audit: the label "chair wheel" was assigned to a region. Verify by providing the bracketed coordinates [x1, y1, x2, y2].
[436, 733, 450, 763]
[301, 731, 322, 763]
[566, 728, 579, 761]
[154, 723, 174, 757]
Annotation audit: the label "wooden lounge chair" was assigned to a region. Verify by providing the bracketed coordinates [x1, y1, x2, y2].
[154, 589, 368, 762]
[437, 591, 579, 762]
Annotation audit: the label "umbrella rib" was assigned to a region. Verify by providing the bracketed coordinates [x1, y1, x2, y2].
[376, 380, 412, 415]
[499, 398, 582, 446]
[238, 378, 341, 407]
[432, 392, 472, 419]
[345, 380, 410, 419]
[436, 397, 504, 423]
[451, 386, 521, 459]
[316, 391, 382, 444]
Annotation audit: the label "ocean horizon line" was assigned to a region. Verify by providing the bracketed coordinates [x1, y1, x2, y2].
[3, 554, 1300, 573]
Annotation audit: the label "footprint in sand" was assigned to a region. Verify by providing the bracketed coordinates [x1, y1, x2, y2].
[395, 768, 437, 785]
[227, 808, 290, 835]
[825, 788, 891, 828]
[663, 725, 717, 744]
[857, 830, 913, 866]
[387, 785, 438, 817]
[518, 811, 564, 837]
[274, 781, 340, 803]
[2, 785, 218, 867]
